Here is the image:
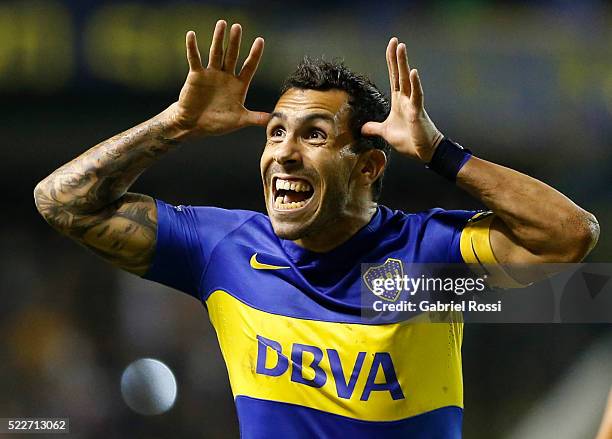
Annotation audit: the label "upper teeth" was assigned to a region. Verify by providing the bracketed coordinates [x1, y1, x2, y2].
[275, 178, 312, 192]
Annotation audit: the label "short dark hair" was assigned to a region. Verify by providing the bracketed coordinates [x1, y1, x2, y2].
[280, 57, 391, 201]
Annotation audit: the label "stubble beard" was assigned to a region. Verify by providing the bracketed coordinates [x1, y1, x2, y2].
[270, 184, 348, 242]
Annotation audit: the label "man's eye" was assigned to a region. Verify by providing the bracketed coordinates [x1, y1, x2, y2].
[308, 130, 326, 140]
[270, 128, 285, 137]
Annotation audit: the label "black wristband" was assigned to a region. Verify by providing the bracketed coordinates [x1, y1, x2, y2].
[426, 138, 472, 181]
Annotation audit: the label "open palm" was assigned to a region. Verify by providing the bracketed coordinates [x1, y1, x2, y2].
[172, 20, 270, 137]
[361, 38, 443, 163]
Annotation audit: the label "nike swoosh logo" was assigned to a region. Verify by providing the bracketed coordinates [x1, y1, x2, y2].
[250, 253, 290, 270]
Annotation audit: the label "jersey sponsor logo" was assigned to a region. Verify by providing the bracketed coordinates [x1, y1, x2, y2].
[363, 258, 404, 301]
[255, 335, 405, 401]
[208, 291, 463, 421]
[250, 253, 290, 270]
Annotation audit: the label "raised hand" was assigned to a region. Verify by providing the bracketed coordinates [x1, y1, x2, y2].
[361, 38, 443, 163]
[170, 20, 270, 137]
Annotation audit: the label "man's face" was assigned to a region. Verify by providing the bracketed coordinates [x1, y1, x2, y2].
[260, 88, 360, 241]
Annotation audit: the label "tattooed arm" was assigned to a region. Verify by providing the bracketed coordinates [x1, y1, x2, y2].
[34, 21, 269, 275]
[33, 114, 182, 275]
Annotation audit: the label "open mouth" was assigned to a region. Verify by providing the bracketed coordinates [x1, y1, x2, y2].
[272, 177, 315, 211]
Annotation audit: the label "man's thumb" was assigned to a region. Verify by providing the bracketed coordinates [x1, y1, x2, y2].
[245, 111, 271, 127]
[361, 121, 383, 137]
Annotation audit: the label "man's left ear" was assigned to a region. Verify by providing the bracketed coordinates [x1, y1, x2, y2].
[357, 149, 387, 187]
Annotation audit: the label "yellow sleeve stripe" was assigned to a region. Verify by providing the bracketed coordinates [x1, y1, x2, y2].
[460, 212, 496, 264]
[460, 212, 524, 289]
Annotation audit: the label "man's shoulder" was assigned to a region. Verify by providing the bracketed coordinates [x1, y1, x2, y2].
[377, 206, 486, 263]
[196, 206, 271, 233]
[161, 201, 267, 222]
[156, 200, 273, 237]
[379, 205, 479, 226]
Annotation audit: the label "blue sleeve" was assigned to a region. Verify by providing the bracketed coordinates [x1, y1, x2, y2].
[417, 208, 481, 263]
[141, 199, 256, 300]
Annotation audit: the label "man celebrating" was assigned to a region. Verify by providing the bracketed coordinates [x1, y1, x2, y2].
[35, 20, 598, 438]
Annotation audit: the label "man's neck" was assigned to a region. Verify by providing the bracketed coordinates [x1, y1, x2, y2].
[292, 203, 378, 253]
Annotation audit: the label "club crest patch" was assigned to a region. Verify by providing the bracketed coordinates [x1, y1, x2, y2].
[363, 258, 404, 302]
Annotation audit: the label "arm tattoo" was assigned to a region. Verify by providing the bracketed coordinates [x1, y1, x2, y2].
[34, 118, 181, 275]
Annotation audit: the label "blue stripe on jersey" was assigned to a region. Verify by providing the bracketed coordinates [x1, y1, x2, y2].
[144, 200, 478, 304]
[235, 395, 463, 439]
[197, 205, 477, 323]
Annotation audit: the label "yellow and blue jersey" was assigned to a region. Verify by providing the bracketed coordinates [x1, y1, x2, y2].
[143, 200, 499, 439]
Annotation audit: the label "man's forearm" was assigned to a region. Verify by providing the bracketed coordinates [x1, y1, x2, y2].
[456, 156, 599, 262]
[33, 24, 268, 275]
[34, 105, 184, 222]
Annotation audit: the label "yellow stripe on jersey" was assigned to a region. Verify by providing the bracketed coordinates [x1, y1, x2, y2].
[207, 290, 463, 422]
[460, 212, 524, 288]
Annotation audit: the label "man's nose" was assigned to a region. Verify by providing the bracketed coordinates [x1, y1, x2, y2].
[273, 138, 302, 166]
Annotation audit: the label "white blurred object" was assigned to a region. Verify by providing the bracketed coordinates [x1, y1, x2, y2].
[505, 335, 612, 439]
[120, 358, 177, 415]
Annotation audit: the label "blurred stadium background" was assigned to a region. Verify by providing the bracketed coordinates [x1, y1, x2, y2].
[1, 0, 611, 437]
